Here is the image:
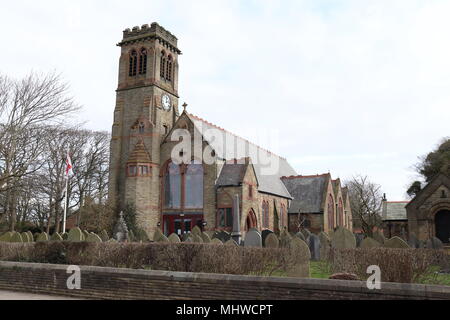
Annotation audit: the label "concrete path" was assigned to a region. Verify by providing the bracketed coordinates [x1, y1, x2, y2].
[0, 290, 81, 300]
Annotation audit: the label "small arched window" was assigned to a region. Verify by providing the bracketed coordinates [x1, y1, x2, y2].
[166, 55, 173, 81]
[129, 50, 138, 77]
[139, 48, 147, 75]
[138, 122, 145, 134]
[160, 51, 166, 79]
[328, 195, 335, 230]
[262, 201, 270, 229]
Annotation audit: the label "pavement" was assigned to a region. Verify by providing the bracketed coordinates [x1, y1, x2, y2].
[0, 290, 81, 300]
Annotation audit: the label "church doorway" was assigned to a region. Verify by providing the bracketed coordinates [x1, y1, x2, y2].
[163, 213, 204, 237]
[246, 209, 257, 231]
[435, 210, 450, 243]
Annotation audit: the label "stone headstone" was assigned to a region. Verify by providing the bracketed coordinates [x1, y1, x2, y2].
[153, 228, 164, 242]
[168, 233, 181, 243]
[27, 231, 34, 242]
[210, 238, 223, 245]
[86, 233, 102, 242]
[360, 237, 381, 248]
[262, 230, 274, 247]
[36, 232, 49, 242]
[100, 230, 109, 242]
[331, 227, 356, 249]
[181, 233, 191, 242]
[10, 232, 23, 243]
[408, 233, 420, 249]
[82, 230, 90, 240]
[68, 228, 84, 242]
[301, 228, 312, 239]
[286, 237, 311, 278]
[61, 233, 69, 241]
[384, 236, 410, 249]
[201, 232, 211, 243]
[373, 232, 386, 245]
[51, 232, 63, 242]
[193, 234, 203, 243]
[158, 235, 170, 243]
[295, 232, 306, 242]
[279, 230, 292, 248]
[265, 233, 279, 248]
[427, 237, 444, 250]
[192, 226, 202, 237]
[213, 231, 231, 243]
[183, 237, 193, 243]
[355, 234, 365, 247]
[225, 239, 239, 246]
[308, 234, 321, 261]
[21, 232, 31, 242]
[0, 232, 13, 242]
[244, 230, 262, 248]
[319, 232, 331, 261]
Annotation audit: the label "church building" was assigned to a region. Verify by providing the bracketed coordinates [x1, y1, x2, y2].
[108, 22, 352, 240]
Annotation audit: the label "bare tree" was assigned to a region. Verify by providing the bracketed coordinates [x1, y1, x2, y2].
[345, 175, 383, 237]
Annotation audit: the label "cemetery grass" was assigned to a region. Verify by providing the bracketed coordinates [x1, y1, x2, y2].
[310, 261, 332, 279]
[416, 267, 450, 286]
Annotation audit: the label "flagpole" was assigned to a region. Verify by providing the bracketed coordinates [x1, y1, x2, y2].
[63, 174, 69, 233]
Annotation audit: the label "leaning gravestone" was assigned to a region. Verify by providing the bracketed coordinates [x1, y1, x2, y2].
[67, 228, 83, 242]
[408, 233, 420, 249]
[384, 236, 410, 249]
[244, 230, 262, 248]
[331, 227, 356, 249]
[86, 233, 102, 243]
[51, 232, 63, 242]
[201, 232, 211, 243]
[360, 237, 381, 248]
[0, 232, 13, 242]
[319, 232, 331, 260]
[355, 234, 365, 248]
[36, 232, 49, 242]
[262, 230, 274, 247]
[287, 238, 311, 278]
[279, 230, 292, 248]
[309, 234, 321, 261]
[373, 232, 386, 245]
[168, 233, 181, 243]
[265, 233, 279, 248]
[427, 237, 444, 250]
[10, 232, 23, 243]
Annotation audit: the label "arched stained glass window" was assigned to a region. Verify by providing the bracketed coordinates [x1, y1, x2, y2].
[164, 162, 181, 209]
[184, 161, 204, 209]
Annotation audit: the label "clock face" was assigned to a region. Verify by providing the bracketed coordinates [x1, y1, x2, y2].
[162, 94, 171, 111]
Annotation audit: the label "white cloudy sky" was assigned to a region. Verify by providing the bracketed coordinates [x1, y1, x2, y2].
[1, 0, 449, 200]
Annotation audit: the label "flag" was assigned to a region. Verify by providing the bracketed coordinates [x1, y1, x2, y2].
[65, 152, 73, 178]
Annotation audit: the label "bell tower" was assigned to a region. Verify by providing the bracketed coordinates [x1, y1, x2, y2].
[109, 22, 182, 238]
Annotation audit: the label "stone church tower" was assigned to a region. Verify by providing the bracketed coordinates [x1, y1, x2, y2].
[108, 22, 181, 237]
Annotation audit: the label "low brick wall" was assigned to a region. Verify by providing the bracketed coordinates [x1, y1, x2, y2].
[0, 261, 448, 300]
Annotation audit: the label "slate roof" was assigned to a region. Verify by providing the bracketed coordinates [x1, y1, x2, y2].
[187, 113, 297, 199]
[382, 202, 409, 221]
[216, 161, 248, 187]
[281, 174, 331, 214]
[127, 139, 151, 163]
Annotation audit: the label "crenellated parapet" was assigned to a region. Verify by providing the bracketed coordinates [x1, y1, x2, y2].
[118, 22, 181, 54]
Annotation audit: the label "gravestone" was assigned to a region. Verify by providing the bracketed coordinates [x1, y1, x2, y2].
[308, 234, 321, 261]
[373, 232, 386, 245]
[193, 234, 203, 243]
[355, 234, 365, 248]
[27, 231, 34, 242]
[210, 238, 223, 245]
[262, 230, 274, 247]
[21, 232, 30, 242]
[10, 232, 23, 243]
[286, 237, 311, 278]
[295, 232, 306, 242]
[265, 233, 279, 248]
[86, 233, 102, 243]
[0, 232, 13, 242]
[62, 233, 69, 241]
[279, 230, 292, 248]
[360, 237, 381, 248]
[83, 230, 90, 240]
[153, 228, 164, 242]
[384, 236, 410, 249]
[192, 226, 202, 237]
[319, 232, 331, 260]
[183, 237, 193, 243]
[51, 232, 63, 242]
[201, 232, 211, 243]
[168, 233, 181, 243]
[331, 227, 356, 249]
[244, 230, 262, 248]
[181, 233, 191, 242]
[213, 231, 231, 243]
[225, 239, 239, 246]
[301, 228, 312, 240]
[36, 232, 49, 242]
[100, 230, 109, 242]
[408, 233, 420, 249]
[158, 235, 170, 243]
[427, 237, 444, 250]
[67, 228, 83, 242]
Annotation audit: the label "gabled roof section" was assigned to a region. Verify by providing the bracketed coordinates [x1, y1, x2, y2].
[281, 174, 331, 214]
[127, 139, 151, 163]
[406, 173, 450, 209]
[332, 179, 342, 198]
[383, 201, 409, 221]
[216, 158, 253, 187]
[342, 186, 349, 202]
[185, 113, 296, 199]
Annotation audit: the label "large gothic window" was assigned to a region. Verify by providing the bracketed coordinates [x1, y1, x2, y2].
[184, 161, 204, 209]
[139, 48, 147, 75]
[129, 50, 138, 77]
[164, 162, 181, 209]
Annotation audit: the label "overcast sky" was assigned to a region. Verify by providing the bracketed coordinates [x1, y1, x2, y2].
[1, 0, 449, 200]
